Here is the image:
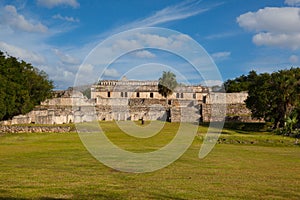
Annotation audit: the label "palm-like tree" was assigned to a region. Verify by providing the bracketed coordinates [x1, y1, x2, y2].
[158, 71, 178, 98]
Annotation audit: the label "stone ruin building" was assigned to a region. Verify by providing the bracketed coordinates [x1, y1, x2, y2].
[1, 77, 254, 125]
[91, 76, 208, 123]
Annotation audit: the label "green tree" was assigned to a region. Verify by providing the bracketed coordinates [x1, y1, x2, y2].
[225, 67, 300, 130]
[245, 68, 300, 129]
[158, 71, 178, 98]
[285, 112, 298, 134]
[0, 51, 54, 120]
[224, 70, 258, 93]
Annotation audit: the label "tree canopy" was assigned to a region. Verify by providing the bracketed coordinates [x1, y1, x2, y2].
[224, 70, 258, 93]
[158, 71, 178, 98]
[0, 51, 54, 121]
[224, 68, 300, 130]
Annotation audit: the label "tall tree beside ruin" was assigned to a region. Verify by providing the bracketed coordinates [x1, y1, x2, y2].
[246, 68, 300, 129]
[0, 51, 54, 121]
[158, 71, 178, 98]
[224, 70, 258, 93]
[225, 67, 300, 130]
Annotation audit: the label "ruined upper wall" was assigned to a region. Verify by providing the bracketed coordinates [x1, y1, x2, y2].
[42, 90, 94, 106]
[205, 92, 248, 104]
[91, 78, 208, 101]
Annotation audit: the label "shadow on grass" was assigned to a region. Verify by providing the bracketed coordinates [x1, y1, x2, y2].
[200, 122, 272, 133]
[149, 192, 187, 200]
[74, 192, 124, 200]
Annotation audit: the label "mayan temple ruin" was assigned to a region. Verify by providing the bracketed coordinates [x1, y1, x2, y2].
[1, 77, 253, 125]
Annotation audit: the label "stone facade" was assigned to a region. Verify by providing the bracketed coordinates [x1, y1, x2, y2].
[91, 76, 206, 101]
[1, 78, 255, 125]
[202, 92, 255, 122]
[90, 77, 207, 123]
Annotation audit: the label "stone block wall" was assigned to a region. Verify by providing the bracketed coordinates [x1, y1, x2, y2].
[202, 103, 254, 122]
[1, 89, 257, 125]
[171, 100, 202, 123]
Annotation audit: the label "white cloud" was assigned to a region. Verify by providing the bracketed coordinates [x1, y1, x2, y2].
[237, 7, 300, 33]
[41, 64, 75, 89]
[106, 1, 220, 36]
[136, 33, 170, 48]
[112, 39, 142, 51]
[130, 1, 212, 27]
[0, 1, 218, 89]
[1, 5, 47, 33]
[52, 14, 79, 22]
[53, 49, 80, 65]
[211, 51, 231, 60]
[285, 0, 300, 6]
[135, 33, 189, 49]
[205, 32, 238, 40]
[237, 7, 300, 49]
[135, 50, 156, 58]
[37, 0, 79, 8]
[253, 32, 300, 50]
[0, 41, 45, 65]
[289, 55, 299, 63]
[103, 68, 120, 78]
[201, 80, 223, 87]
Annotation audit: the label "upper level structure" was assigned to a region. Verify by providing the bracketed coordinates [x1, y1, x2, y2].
[91, 77, 209, 104]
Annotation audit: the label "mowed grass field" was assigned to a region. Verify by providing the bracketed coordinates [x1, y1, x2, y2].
[0, 122, 299, 199]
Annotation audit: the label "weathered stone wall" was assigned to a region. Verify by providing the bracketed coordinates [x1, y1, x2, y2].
[92, 78, 208, 101]
[201, 92, 255, 122]
[0, 126, 71, 133]
[94, 98, 168, 121]
[171, 100, 202, 123]
[202, 103, 254, 122]
[1, 86, 256, 125]
[205, 92, 248, 104]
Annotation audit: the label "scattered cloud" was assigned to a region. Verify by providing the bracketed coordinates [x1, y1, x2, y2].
[53, 49, 80, 65]
[129, 1, 212, 27]
[45, 65, 75, 89]
[0, 1, 220, 89]
[237, 7, 300, 50]
[205, 32, 238, 40]
[103, 68, 120, 78]
[0, 5, 47, 33]
[285, 0, 300, 6]
[211, 51, 231, 61]
[134, 50, 156, 58]
[37, 0, 80, 8]
[107, 1, 221, 35]
[289, 55, 299, 63]
[201, 80, 223, 87]
[52, 14, 79, 22]
[237, 7, 300, 33]
[0, 41, 46, 65]
[253, 32, 300, 50]
[135, 33, 190, 50]
[112, 39, 142, 51]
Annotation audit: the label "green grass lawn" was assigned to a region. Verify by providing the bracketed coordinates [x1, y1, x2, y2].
[0, 122, 299, 199]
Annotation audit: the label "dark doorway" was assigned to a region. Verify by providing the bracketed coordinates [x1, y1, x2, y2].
[166, 109, 171, 122]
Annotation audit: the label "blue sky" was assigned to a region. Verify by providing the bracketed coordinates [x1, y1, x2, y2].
[1, 0, 300, 89]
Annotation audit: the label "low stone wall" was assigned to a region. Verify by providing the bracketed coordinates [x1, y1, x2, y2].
[1, 91, 258, 125]
[202, 103, 255, 122]
[0, 126, 71, 133]
[171, 100, 202, 123]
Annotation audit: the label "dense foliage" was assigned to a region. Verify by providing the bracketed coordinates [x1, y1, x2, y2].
[158, 71, 178, 98]
[224, 68, 300, 132]
[224, 70, 258, 92]
[0, 51, 53, 120]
